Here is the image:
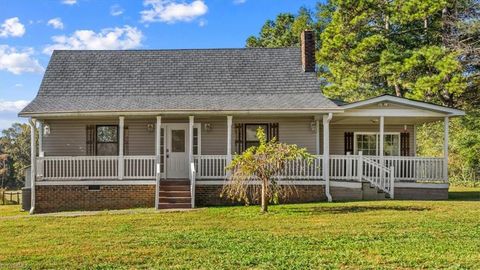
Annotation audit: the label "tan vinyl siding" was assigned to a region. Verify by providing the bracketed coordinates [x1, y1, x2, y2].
[126, 119, 155, 155]
[41, 118, 415, 157]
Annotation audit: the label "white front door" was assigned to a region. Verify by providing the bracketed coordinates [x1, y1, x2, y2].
[166, 124, 189, 178]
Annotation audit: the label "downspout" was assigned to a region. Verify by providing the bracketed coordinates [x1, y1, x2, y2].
[323, 113, 333, 202]
[28, 118, 37, 214]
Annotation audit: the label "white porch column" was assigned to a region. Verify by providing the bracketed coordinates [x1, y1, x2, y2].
[38, 121, 44, 157]
[155, 116, 162, 210]
[189, 116, 194, 164]
[444, 116, 449, 181]
[379, 116, 384, 163]
[323, 113, 333, 202]
[227, 116, 233, 163]
[315, 117, 320, 155]
[118, 116, 125, 180]
[413, 124, 417, 156]
[28, 118, 37, 214]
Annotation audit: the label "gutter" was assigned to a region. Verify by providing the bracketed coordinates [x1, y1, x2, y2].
[19, 109, 344, 118]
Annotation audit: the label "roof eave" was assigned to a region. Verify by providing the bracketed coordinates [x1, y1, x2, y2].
[341, 95, 465, 116]
[19, 108, 344, 118]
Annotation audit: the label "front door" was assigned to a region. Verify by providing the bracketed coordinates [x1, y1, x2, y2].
[166, 124, 189, 178]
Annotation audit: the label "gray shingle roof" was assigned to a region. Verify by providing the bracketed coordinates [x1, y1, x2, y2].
[20, 48, 339, 115]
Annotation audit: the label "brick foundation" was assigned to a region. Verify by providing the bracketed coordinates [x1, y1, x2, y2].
[394, 187, 448, 200]
[195, 185, 327, 206]
[35, 185, 155, 213]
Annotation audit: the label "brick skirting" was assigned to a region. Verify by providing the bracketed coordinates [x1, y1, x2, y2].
[195, 185, 327, 206]
[35, 185, 155, 213]
[394, 187, 448, 200]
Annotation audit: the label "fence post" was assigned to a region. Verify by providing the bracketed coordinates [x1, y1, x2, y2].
[390, 166, 395, 199]
[357, 151, 363, 182]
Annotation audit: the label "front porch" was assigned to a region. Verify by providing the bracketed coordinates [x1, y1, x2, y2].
[28, 110, 452, 212]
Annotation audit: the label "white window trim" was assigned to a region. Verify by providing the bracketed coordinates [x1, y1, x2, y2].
[353, 132, 401, 156]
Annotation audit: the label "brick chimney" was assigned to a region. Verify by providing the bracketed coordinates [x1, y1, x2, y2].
[301, 30, 316, 72]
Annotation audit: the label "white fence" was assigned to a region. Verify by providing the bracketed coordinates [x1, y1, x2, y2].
[37, 156, 156, 180]
[36, 154, 446, 183]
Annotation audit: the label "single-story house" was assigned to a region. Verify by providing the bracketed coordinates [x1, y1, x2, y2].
[19, 31, 464, 213]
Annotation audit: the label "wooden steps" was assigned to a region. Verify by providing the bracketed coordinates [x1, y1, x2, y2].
[158, 179, 192, 209]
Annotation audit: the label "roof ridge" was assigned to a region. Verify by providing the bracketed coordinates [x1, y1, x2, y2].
[52, 47, 300, 53]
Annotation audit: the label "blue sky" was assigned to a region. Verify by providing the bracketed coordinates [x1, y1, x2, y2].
[0, 0, 318, 130]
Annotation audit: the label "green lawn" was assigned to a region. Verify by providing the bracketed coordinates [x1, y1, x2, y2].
[0, 188, 479, 269]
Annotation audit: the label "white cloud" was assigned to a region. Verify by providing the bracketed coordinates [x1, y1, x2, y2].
[110, 4, 124, 16]
[43, 25, 143, 54]
[233, 0, 246, 4]
[0, 17, 26, 38]
[0, 100, 29, 112]
[62, 0, 77, 5]
[14, 83, 23, 88]
[0, 45, 44, 74]
[0, 101, 29, 130]
[47, 18, 64, 30]
[141, 0, 208, 23]
[198, 19, 207, 27]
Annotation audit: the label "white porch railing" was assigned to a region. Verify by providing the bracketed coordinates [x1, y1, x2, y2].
[36, 154, 447, 183]
[361, 156, 395, 197]
[194, 155, 228, 179]
[37, 156, 156, 180]
[124, 156, 156, 179]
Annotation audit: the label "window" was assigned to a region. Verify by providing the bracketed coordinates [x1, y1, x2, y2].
[355, 133, 400, 156]
[171, 129, 185, 152]
[245, 124, 268, 148]
[96, 125, 118, 156]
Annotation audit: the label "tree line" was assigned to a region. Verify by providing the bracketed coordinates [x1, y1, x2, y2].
[247, 0, 479, 185]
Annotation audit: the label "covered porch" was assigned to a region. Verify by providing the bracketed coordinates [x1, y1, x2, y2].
[29, 109, 454, 204]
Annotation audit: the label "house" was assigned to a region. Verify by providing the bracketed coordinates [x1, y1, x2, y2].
[19, 31, 464, 213]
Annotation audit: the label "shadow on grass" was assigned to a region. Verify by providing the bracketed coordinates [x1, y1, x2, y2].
[286, 205, 431, 214]
[449, 191, 480, 201]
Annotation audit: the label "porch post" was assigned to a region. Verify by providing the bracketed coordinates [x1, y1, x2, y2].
[28, 118, 37, 214]
[189, 116, 194, 164]
[118, 116, 124, 180]
[227, 116, 233, 163]
[444, 116, 449, 181]
[315, 117, 320, 155]
[413, 124, 417, 156]
[379, 116, 384, 164]
[323, 113, 333, 202]
[38, 121, 44, 157]
[155, 116, 162, 210]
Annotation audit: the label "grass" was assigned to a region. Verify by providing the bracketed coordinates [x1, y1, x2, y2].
[0, 188, 479, 269]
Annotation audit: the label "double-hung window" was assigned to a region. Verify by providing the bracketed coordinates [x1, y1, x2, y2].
[354, 132, 400, 156]
[96, 125, 119, 156]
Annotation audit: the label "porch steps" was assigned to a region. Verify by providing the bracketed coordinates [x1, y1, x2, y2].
[362, 182, 387, 200]
[158, 179, 192, 209]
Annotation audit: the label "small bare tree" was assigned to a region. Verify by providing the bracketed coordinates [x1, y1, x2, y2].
[222, 127, 313, 213]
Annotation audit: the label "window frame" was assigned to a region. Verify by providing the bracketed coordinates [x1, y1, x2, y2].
[353, 132, 401, 156]
[95, 125, 119, 156]
[244, 123, 269, 149]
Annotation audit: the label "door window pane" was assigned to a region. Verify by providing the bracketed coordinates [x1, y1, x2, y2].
[171, 130, 185, 152]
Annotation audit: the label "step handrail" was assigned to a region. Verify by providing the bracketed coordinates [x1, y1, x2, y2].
[190, 162, 196, 208]
[361, 155, 395, 198]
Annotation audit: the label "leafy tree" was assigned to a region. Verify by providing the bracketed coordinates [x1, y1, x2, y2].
[247, 0, 480, 185]
[0, 123, 35, 188]
[222, 128, 313, 213]
[246, 7, 314, 48]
